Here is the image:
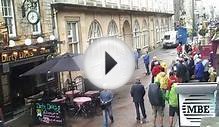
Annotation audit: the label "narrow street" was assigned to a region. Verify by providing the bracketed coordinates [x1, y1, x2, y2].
[67, 47, 178, 127]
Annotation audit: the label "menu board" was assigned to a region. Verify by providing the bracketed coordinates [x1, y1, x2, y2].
[34, 101, 65, 126]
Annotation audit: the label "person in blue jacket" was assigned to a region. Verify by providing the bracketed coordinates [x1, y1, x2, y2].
[195, 58, 204, 81]
[143, 51, 150, 75]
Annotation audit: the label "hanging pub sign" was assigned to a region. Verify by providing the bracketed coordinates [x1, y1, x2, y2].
[34, 101, 65, 126]
[176, 83, 217, 127]
[0, 47, 51, 63]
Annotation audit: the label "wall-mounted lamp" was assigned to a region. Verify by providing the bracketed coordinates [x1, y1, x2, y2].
[9, 40, 15, 47]
[24, 39, 32, 46]
[37, 36, 44, 43]
[49, 35, 56, 41]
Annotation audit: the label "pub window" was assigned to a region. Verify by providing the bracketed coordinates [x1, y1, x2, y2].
[1, 0, 16, 37]
[67, 21, 80, 54]
[32, 2, 41, 35]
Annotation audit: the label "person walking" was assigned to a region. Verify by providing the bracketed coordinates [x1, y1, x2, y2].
[176, 44, 182, 57]
[151, 62, 162, 83]
[151, 56, 159, 72]
[167, 71, 178, 90]
[100, 89, 114, 127]
[166, 82, 179, 127]
[130, 78, 147, 123]
[176, 58, 187, 83]
[202, 59, 210, 82]
[195, 59, 204, 82]
[148, 82, 165, 127]
[134, 49, 140, 69]
[143, 51, 150, 75]
[155, 71, 168, 92]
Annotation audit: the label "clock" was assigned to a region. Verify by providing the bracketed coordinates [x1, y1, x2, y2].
[27, 10, 40, 24]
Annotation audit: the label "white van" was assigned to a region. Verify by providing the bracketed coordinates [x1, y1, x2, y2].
[162, 31, 178, 48]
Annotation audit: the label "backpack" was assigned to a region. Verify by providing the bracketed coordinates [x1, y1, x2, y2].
[148, 83, 165, 106]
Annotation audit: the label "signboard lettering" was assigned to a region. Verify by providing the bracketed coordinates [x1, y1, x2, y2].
[179, 94, 215, 127]
[34, 101, 65, 126]
[187, 105, 210, 113]
[1, 48, 50, 63]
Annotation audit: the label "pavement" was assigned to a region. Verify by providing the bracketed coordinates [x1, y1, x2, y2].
[6, 47, 179, 127]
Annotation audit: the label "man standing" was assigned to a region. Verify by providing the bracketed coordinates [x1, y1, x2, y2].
[134, 49, 140, 69]
[143, 51, 150, 75]
[176, 58, 187, 83]
[130, 79, 147, 123]
[100, 89, 114, 127]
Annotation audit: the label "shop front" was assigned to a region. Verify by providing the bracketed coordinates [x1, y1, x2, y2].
[0, 41, 58, 121]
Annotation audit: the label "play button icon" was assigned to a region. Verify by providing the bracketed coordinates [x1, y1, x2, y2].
[105, 52, 117, 75]
[84, 38, 135, 89]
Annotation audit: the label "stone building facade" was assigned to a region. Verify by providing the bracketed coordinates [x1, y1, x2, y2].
[52, 0, 174, 54]
[51, 0, 174, 86]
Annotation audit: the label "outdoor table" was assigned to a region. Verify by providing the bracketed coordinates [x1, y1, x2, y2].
[51, 97, 66, 103]
[73, 97, 92, 107]
[84, 90, 99, 97]
[73, 97, 92, 117]
[65, 90, 80, 98]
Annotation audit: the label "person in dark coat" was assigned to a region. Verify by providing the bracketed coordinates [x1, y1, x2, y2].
[130, 78, 147, 123]
[195, 59, 204, 81]
[188, 56, 195, 79]
[148, 82, 165, 127]
[176, 58, 187, 83]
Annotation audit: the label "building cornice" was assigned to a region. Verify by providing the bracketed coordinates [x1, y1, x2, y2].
[51, 3, 174, 17]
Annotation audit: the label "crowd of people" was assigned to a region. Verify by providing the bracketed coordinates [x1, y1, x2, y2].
[99, 43, 217, 127]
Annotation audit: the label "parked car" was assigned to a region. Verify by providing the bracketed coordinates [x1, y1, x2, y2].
[162, 31, 178, 48]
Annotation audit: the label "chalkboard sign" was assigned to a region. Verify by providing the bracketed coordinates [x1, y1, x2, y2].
[34, 101, 65, 126]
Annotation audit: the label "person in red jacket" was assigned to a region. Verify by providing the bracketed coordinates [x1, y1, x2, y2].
[152, 62, 162, 83]
[176, 44, 182, 57]
[167, 71, 178, 90]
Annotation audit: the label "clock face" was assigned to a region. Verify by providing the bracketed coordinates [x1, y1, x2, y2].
[27, 10, 40, 24]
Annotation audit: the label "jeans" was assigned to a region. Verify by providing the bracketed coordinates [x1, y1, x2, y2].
[144, 63, 150, 74]
[134, 101, 147, 120]
[103, 105, 113, 127]
[135, 59, 139, 69]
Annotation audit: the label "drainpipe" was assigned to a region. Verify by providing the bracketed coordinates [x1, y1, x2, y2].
[51, 4, 63, 89]
[130, 11, 133, 49]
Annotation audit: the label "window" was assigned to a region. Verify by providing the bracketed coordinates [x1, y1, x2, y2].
[1, 0, 16, 37]
[67, 22, 80, 54]
[133, 20, 140, 49]
[32, 2, 41, 35]
[88, 20, 102, 44]
[108, 20, 118, 37]
[156, 19, 160, 42]
[142, 20, 149, 47]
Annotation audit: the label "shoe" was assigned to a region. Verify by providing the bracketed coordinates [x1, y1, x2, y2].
[136, 119, 141, 123]
[110, 116, 114, 123]
[141, 118, 148, 123]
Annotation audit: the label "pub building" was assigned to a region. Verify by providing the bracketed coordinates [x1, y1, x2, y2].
[0, 0, 60, 121]
[0, 39, 59, 121]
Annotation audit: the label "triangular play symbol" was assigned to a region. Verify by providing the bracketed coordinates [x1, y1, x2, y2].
[105, 52, 117, 75]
